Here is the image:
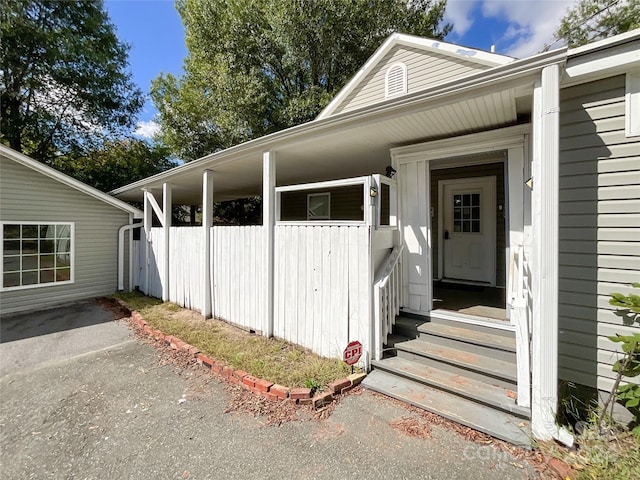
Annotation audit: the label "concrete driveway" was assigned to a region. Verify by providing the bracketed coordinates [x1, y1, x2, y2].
[0, 301, 538, 479]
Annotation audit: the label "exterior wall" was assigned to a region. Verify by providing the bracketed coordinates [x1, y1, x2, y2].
[334, 45, 491, 115]
[280, 185, 364, 221]
[431, 161, 506, 287]
[558, 75, 640, 392]
[0, 156, 131, 315]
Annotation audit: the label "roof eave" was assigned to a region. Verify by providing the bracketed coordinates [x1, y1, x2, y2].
[111, 47, 567, 198]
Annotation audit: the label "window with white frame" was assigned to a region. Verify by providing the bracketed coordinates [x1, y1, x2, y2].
[626, 72, 640, 137]
[307, 193, 330, 220]
[385, 62, 407, 98]
[2, 222, 73, 290]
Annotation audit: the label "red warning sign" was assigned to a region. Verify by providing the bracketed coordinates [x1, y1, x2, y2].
[343, 340, 363, 366]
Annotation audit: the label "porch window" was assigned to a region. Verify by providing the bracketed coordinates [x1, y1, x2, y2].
[307, 193, 331, 220]
[1, 222, 74, 290]
[453, 193, 481, 233]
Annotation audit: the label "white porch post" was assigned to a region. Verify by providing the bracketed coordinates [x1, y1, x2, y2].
[531, 64, 572, 444]
[162, 182, 172, 302]
[202, 170, 214, 318]
[263, 150, 276, 337]
[143, 189, 152, 295]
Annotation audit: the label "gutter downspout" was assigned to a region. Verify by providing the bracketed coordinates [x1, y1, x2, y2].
[531, 63, 574, 448]
[118, 222, 142, 291]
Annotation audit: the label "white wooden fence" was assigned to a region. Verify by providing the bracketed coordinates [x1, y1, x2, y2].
[212, 226, 264, 331]
[274, 225, 370, 359]
[140, 224, 371, 360]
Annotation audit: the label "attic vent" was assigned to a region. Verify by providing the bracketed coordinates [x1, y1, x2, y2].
[385, 62, 407, 98]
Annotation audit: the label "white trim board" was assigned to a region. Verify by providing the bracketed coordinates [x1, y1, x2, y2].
[391, 124, 530, 164]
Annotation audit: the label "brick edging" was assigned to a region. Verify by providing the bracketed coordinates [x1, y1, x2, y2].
[119, 302, 365, 410]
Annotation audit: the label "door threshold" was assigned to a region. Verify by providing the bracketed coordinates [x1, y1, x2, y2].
[439, 278, 492, 287]
[429, 309, 515, 332]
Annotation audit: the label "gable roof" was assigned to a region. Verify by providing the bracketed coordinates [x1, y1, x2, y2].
[317, 32, 515, 119]
[0, 144, 142, 218]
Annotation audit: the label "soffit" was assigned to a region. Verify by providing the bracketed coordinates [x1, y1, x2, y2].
[115, 83, 533, 205]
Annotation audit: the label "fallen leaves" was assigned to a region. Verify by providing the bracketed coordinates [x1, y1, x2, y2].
[390, 415, 432, 439]
[224, 384, 303, 426]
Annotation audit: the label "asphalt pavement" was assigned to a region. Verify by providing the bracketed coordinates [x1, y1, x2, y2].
[0, 300, 538, 479]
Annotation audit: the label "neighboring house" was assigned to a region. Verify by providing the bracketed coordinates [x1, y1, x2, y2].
[0, 145, 142, 315]
[112, 31, 640, 444]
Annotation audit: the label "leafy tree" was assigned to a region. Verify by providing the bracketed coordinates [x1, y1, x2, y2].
[555, 0, 640, 48]
[51, 138, 176, 193]
[0, 0, 144, 162]
[152, 0, 451, 162]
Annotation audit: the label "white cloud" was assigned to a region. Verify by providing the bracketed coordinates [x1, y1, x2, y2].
[445, 0, 480, 36]
[135, 120, 160, 139]
[481, 0, 576, 57]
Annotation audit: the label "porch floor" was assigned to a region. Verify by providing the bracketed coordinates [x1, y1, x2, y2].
[433, 282, 506, 321]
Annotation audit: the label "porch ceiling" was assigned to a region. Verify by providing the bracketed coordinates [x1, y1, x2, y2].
[115, 82, 533, 205]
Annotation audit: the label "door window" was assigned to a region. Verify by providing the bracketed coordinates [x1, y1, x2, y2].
[453, 193, 481, 233]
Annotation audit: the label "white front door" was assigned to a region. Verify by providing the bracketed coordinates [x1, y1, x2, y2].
[440, 176, 496, 285]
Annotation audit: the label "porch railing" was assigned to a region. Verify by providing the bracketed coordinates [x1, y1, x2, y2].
[373, 244, 404, 361]
[508, 244, 531, 408]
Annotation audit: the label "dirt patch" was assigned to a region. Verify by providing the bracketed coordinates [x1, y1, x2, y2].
[95, 296, 131, 320]
[223, 383, 307, 426]
[369, 391, 555, 478]
[390, 415, 432, 439]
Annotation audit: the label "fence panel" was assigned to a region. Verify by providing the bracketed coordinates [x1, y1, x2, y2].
[274, 225, 370, 360]
[169, 227, 204, 311]
[212, 226, 264, 331]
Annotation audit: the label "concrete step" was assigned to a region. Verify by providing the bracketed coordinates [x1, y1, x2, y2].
[396, 339, 517, 388]
[372, 356, 530, 419]
[363, 370, 532, 446]
[418, 322, 516, 362]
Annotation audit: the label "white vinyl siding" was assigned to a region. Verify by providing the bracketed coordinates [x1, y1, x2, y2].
[334, 45, 491, 114]
[558, 75, 640, 392]
[0, 156, 131, 314]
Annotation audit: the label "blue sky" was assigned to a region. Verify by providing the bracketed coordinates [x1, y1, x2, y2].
[105, 0, 577, 138]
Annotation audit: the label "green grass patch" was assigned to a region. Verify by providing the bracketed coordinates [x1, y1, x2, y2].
[114, 292, 354, 388]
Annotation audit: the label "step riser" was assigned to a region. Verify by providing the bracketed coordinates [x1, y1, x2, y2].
[397, 349, 516, 389]
[392, 325, 420, 339]
[372, 361, 529, 419]
[427, 316, 515, 339]
[418, 333, 516, 362]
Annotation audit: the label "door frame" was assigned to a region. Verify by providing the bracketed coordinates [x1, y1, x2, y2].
[438, 175, 497, 286]
[391, 124, 529, 318]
